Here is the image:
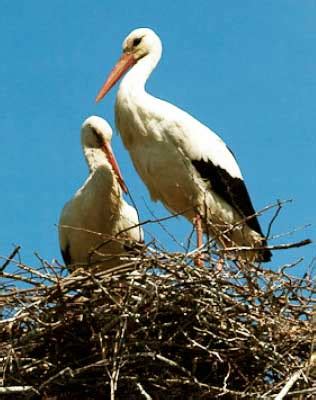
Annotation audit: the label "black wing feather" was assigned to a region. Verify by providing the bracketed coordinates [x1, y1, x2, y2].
[61, 243, 72, 266]
[191, 159, 264, 236]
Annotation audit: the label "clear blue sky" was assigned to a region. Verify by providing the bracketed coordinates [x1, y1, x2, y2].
[0, 0, 315, 273]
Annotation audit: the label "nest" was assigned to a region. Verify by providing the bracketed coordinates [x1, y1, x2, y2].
[1, 199, 316, 400]
[0, 235, 315, 400]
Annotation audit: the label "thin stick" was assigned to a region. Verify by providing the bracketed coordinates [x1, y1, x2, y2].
[219, 238, 312, 254]
[274, 369, 303, 400]
[0, 386, 35, 394]
[0, 246, 21, 272]
[136, 382, 153, 400]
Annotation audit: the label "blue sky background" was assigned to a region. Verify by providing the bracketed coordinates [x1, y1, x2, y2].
[0, 0, 315, 274]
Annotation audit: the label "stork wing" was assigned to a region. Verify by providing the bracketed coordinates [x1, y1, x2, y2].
[61, 242, 72, 266]
[148, 98, 266, 237]
[191, 156, 264, 236]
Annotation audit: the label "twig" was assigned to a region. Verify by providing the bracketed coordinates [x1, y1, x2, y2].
[0, 386, 35, 394]
[0, 246, 21, 272]
[274, 369, 304, 400]
[219, 238, 312, 254]
[136, 382, 153, 400]
[266, 199, 283, 239]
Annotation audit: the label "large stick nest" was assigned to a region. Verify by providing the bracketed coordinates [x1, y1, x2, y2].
[1, 241, 315, 400]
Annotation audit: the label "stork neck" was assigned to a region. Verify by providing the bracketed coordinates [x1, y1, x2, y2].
[84, 148, 109, 172]
[120, 52, 160, 93]
[81, 157, 121, 206]
[82, 147, 122, 203]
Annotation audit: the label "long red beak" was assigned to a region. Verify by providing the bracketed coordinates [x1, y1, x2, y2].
[102, 142, 128, 193]
[96, 53, 136, 102]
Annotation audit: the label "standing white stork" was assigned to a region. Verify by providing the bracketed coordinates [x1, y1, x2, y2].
[95, 28, 271, 262]
[59, 116, 143, 270]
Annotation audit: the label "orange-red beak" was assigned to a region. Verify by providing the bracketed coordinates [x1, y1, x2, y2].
[102, 142, 128, 193]
[96, 53, 136, 102]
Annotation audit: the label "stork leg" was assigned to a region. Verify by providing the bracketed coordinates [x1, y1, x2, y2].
[194, 214, 204, 267]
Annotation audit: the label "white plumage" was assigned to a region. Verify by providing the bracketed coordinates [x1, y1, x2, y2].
[96, 28, 271, 262]
[59, 116, 143, 270]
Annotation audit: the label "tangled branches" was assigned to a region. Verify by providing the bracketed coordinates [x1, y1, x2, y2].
[0, 238, 315, 399]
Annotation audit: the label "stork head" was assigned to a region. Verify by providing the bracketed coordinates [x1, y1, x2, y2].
[96, 28, 162, 102]
[81, 116, 112, 148]
[122, 28, 162, 62]
[81, 116, 127, 193]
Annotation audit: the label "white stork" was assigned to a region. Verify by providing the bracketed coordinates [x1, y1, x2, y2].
[59, 116, 143, 270]
[95, 28, 271, 262]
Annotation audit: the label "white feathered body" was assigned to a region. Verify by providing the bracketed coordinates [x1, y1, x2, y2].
[116, 83, 262, 248]
[59, 163, 142, 269]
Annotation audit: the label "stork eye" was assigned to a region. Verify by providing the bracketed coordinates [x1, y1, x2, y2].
[91, 127, 99, 137]
[91, 127, 103, 145]
[133, 37, 142, 47]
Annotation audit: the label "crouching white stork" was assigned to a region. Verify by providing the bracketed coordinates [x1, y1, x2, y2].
[95, 28, 272, 262]
[59, 116, 143, 270]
